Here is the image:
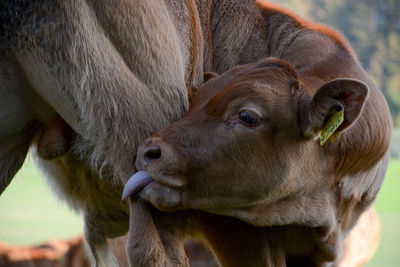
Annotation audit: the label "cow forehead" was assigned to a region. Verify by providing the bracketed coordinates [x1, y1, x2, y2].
[205, 74, 293, 115]
[252, 81, 283, 96]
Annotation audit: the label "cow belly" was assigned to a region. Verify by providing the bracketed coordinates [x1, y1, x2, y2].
[0, 55, 57, 137]
[0, 61, 33, 137]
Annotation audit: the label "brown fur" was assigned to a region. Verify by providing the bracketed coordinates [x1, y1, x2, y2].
[0, 237, 89, 267]
[2, 0, 196, 265]
[128, 57, 390, 266]
[0, 1, 391, 266]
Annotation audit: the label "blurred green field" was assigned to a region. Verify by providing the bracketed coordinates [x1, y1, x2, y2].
[0, 156, 399, 266]
[366, 159, 400, 267]
[0, 157, 83, 244]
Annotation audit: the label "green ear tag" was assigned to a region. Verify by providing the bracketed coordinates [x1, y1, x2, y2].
[320, 105, 344, 146]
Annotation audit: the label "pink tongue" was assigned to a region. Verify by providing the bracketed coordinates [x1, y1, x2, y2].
[122, 170, 154, 201]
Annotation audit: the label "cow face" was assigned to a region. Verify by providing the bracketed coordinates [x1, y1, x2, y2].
[123, 58, 368, 226]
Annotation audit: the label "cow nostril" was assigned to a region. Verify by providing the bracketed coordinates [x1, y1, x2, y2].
[143, 145, 161, 162]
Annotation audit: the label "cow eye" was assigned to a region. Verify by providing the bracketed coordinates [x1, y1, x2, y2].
[238, 110, 260, 126]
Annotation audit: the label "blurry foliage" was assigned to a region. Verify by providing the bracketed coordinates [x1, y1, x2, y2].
[271, 0, 400, 126]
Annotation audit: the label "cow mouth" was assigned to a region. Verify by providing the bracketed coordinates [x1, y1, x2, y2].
[122, 170, 154, 201]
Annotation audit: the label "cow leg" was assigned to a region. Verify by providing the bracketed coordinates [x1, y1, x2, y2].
[84, 214, 121, 267]
[9, 0, 189, 184]
[127, 199, 189, 267]
[107, 234, 130, 267]
[184, 239, 219, 267]
[152, 210, 189, 266]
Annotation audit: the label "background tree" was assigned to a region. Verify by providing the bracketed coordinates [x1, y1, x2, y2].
[273, 0, 400, 126]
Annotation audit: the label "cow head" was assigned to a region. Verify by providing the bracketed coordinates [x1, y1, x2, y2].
[123, 58, 369, 229]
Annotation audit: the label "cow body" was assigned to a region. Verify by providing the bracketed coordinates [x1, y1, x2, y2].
[1, 1, 390, 266]
[1, 1, 198, 264]
[126, 57, 391, 265]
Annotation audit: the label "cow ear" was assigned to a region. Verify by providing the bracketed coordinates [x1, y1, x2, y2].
[300, 78, 369, 141]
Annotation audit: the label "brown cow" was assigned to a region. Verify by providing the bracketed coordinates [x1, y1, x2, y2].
[1, 1, 391, 266]
[124, 57, 391, 266]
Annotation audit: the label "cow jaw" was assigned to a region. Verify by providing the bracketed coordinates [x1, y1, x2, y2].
[122, 171, 154, 201]
[139, 181, 182, 212]
[123, 170, 183, 211]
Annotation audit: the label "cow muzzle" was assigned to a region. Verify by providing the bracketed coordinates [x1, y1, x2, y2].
[123, 137, 187, 211]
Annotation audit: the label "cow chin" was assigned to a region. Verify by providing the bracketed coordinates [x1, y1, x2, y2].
[139, 181, 183, 212]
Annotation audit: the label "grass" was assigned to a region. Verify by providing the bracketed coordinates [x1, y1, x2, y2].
[0, 156, 83, 245]
[374, 159, 400, 213]
[0, 157, 399, 266]
[365, 158, 400, 267]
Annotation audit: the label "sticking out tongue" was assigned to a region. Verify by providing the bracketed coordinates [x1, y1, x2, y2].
[122, 170, 154, 201]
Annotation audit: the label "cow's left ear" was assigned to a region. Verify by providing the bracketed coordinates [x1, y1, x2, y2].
[300, 78, 369, 139]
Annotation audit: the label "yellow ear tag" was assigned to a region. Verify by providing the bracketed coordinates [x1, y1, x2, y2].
[320, 106, 344, 146]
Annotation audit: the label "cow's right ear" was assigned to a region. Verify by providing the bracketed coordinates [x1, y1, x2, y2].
[299, 78, 369, 140]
